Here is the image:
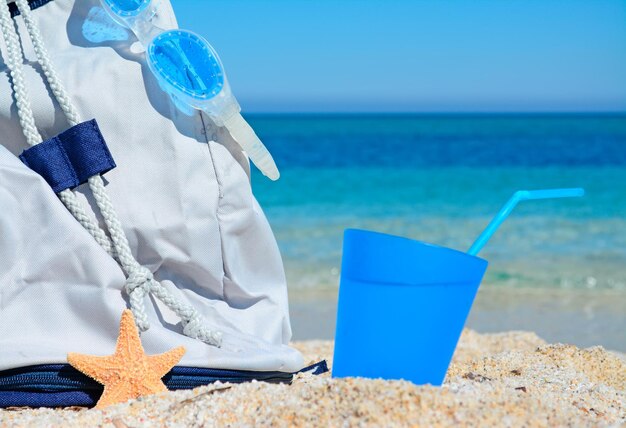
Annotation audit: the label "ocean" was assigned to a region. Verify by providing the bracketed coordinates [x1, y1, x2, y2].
[247, 114, 626, 349]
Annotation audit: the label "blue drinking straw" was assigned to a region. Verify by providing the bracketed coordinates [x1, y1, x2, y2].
[468, 188, 585, 256]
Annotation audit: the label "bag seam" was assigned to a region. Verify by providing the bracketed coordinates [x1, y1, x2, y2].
[199, 112, 227, 300]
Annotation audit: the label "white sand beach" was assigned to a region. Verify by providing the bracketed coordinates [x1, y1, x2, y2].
[1, 329, 624, 427]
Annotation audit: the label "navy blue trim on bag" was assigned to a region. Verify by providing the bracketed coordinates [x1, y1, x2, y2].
[19, 119, 116, 193]
[0, 362, 329, 408]
[9, 0, 54, 18]
[297, 360, 329, 376]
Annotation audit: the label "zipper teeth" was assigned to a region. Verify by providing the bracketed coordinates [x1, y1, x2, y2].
[167, 375, 292, 390]
[0, 368, 294, 392]
[0, 373, 100, 391]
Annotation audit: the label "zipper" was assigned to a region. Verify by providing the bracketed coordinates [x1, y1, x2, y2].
[0, 363, 327, 393]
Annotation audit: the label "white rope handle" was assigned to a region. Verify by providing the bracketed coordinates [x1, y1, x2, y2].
[0, 0, 115, 255]
[14, 0, 80, 126]
[0, 0, 41, 146]
[1, 1, 222, 347]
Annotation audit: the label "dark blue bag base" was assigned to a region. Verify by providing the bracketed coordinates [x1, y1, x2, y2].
[0, 361, 328, 408]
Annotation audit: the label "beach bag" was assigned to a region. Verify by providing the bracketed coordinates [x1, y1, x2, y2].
[0, 0, 319, 408]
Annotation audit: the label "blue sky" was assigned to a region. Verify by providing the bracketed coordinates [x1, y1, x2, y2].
[174, 0, 626, 113]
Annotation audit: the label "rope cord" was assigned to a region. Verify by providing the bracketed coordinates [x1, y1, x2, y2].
[1, 0, 222, 347]
[0, 0, 114, 255]
[0, 0, 41, 147]
[14, 0, 80, 126]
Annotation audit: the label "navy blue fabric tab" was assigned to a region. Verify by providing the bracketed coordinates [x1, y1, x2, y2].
[19, 119, 116, 194]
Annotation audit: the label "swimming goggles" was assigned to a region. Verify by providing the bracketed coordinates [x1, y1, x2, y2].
[100, 0, 280, 180]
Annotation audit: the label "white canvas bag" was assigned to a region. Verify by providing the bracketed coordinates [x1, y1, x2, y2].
[0, 0, 303, 373]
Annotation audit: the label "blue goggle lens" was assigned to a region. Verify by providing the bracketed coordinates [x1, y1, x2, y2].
[102, 0, 150, 16]
[147, 30, 225, 101]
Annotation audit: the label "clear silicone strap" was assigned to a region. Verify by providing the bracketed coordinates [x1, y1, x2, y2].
[223, 113, 280, 181]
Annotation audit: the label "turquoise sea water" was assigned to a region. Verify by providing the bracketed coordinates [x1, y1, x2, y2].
[250, 114, 626, 292]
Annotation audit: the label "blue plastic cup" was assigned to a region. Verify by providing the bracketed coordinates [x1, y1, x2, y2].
[332, 229, 488, 386]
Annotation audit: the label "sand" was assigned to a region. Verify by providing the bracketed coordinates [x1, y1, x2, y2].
[1, 329, 624, 427]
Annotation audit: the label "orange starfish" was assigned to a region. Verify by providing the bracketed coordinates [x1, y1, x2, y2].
[67, 310, 186, 409]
